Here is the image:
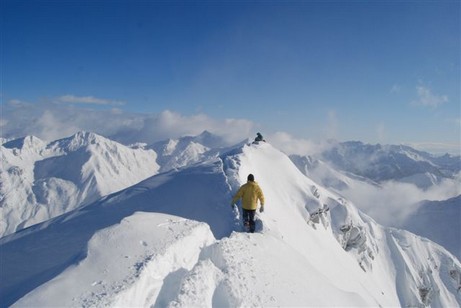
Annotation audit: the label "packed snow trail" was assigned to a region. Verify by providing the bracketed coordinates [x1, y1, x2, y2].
[1, 142, 460, 307]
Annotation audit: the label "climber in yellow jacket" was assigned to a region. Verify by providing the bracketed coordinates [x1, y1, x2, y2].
[231, 174, 265, 233]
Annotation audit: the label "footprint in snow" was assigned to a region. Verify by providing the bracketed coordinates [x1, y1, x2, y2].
[140, 240, 148, 247]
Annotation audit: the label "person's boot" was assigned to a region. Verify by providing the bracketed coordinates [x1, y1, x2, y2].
[250, 221, 255, 233]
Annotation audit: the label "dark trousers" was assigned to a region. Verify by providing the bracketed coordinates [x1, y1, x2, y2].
[242, 209, 256, 233]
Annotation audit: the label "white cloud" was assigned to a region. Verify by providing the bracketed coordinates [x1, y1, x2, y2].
[341, 176, 461, 227]
[412, 86, 448, 107]
[130, 110, 252, 144]
[269, 131, 335, 156]
[1, 99, 325, 154]
[0, 100, 254, 146]
[35, 111, 81, 141]
[57, 95, 124, 106]
[7, 99, 31, 107]
[376, 123, 387, 143]
[325, 109, 339, 139]
[269, 132, 316, 156]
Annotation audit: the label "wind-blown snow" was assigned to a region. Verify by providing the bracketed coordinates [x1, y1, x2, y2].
[1, 142, 460, 307]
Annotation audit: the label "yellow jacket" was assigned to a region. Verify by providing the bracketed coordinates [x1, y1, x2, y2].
[232, 181, 265, 210]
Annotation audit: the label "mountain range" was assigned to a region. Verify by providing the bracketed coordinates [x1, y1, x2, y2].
[291, 140, 460, 190]
[0, 132, 460, 307]
[289, 140, 460, 259]
[1, 132, 159, 237]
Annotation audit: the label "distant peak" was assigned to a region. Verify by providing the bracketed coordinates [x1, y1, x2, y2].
[3, 135, 45, 150]
[72, 131, 98, 140]
[67, 131, 99, 145]
[51, 131, 112, 152]
[194, 130, 226, 148]
[199, 130, 212, 136]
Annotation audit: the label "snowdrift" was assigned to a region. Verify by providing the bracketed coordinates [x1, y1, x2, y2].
[1, 142, 460, 307]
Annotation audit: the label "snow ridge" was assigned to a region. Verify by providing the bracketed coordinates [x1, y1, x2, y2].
[1, 141, 460, 307]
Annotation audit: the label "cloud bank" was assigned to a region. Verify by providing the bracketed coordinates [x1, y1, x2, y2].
[340, 175, 461, 228]
[0, 99, 340, 155]
[268, 131, 335, 156]
[0, 100, 256, 146]
[1, 98, 459, 155]
[56, 95, 125, 106]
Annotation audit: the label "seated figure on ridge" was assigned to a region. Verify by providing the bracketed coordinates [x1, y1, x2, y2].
[254, 132, 265, 143]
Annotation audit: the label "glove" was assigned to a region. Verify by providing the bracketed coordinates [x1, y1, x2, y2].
[259, 206, 264, 213]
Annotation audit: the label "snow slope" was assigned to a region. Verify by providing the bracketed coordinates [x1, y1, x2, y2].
[290, 153, 378, 191]
[399, 195, 461, 260]
[0, 132, 159, 237]
[1, 142, 460, 307]
[290, 147, 461, 261]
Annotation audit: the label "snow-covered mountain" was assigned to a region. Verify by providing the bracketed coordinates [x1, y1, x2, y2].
[289, 153, 377, 191]
[1, 142, 460, 307]
[310, 141, 460, 189]
[149, 131, 228, 173]
[290, 142, 460, 261]
[0, 132, 159, 237]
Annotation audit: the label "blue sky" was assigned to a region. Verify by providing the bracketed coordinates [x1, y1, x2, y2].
[2, 0, 460, 153]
